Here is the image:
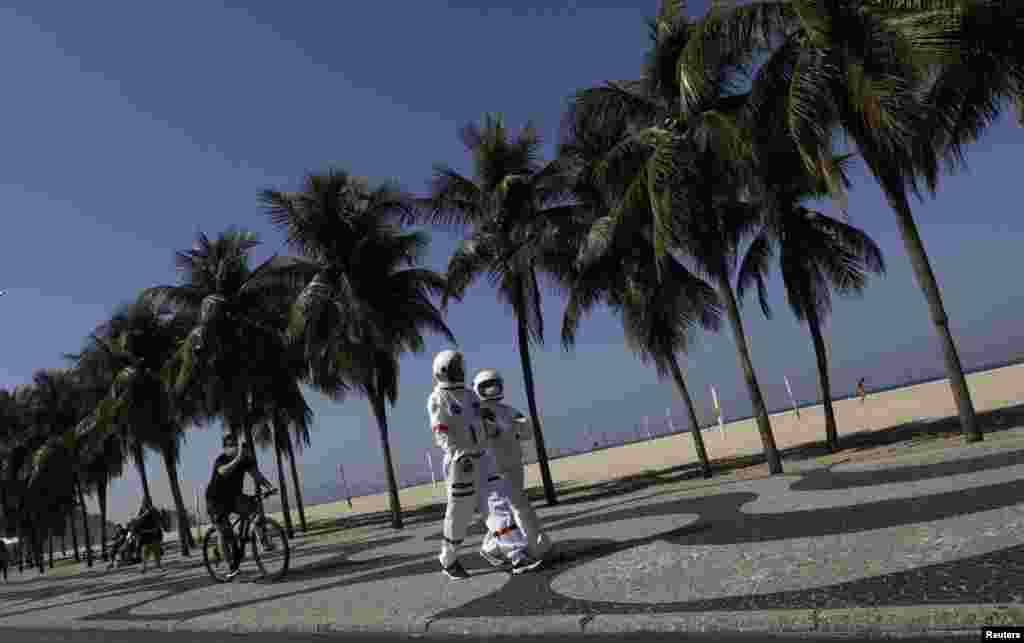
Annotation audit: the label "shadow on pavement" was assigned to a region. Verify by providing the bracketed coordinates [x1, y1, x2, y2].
[4, 408, 1023, 628]
[793, 445, 1024, 491]
[6, 448, 1018, 625]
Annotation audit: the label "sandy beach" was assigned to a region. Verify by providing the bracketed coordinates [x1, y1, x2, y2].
[277, 362, 1024, 524]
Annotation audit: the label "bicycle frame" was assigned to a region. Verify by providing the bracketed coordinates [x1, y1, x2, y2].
[222, 491, 270, 559]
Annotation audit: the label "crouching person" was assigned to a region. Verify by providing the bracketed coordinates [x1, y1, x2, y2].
[474, 368, 552, 561]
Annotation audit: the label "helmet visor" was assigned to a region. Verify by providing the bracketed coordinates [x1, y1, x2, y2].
[447, 354, 465, 382]
[479, 380, 503, 398]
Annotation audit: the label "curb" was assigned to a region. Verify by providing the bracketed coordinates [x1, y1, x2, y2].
[423, 605, 1022, 636]
[4, 604, 1019, 638]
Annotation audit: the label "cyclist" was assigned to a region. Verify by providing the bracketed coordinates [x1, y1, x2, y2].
[205, 431, 276, 579]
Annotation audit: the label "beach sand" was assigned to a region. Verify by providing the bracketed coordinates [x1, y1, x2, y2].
[275, 363, 1024, 524]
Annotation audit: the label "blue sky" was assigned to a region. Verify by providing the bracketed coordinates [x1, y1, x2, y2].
[1, 1, 1022, 523]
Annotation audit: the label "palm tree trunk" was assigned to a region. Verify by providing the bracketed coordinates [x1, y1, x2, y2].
[69, 500, 80, 562]
[667, 354, 712, 478]
[272, 427, 295, 539]
[803, 296, 839, 452]
[160, 448, 192, 556]
[716, 270, 783, 474]
[284, 433, 307, 532]
[76, 481, 93, 567]
[16, 521, 23, 573]
[880, 182, 981, 442]
[369, 389, 403, 529]
[48, 527, 54, 569]
[33, 523, 44, 574]
[516, 314, 558, 505]
[98, 476, 108, 562]
[132, 441, 153, 505]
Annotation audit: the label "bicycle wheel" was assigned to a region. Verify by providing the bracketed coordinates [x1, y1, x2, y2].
[202, 527, 235, 583]
[251, 517, 289, 581]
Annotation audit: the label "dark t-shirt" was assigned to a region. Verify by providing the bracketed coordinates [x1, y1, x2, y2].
[135, 509, 162, 546]
[205, 451, 255, 506]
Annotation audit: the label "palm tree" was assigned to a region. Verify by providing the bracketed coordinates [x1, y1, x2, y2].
[15, 374, 91, 572]
[283, 419, 309, 532]
[88, 297, 201, 555]
[148, 228, 318, 538]
[250, 350, 313, 538]
[29, 369, 95, 567]
[676, 0, 996, 441]
[548, 115, 722, 477]
[565, 237, 723, 477]
[563, 1, 785, 473]
[261, 168, 455, 528]
[0, 385, 42, 571]
[0, 388, 20, 535]
[263, 411, 294, 538]
[145, 228, 302, 454]
[78, 331, 156, 506]
[408, 115, 580, 504]
[738, 113, 886, 452]
[66, 337, 128, 561]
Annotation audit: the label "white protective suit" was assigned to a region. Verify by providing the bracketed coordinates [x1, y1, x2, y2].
[429, 382, 511, 569]
[478, 400, 551, 559]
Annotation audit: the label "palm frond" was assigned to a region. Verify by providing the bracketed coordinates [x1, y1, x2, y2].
[736, 230, 775, 319]
[420, 166, 485, 226]
[445, 236, 493, 307]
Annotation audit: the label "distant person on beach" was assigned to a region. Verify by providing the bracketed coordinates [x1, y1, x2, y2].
[473, 368, 551, 566]
[857, 378, 867, 404]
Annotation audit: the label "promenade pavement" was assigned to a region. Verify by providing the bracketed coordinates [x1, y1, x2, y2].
[3, 425, 1024, 639]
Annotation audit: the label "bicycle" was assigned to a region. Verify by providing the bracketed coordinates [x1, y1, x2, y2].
[202, 488, 290, 582]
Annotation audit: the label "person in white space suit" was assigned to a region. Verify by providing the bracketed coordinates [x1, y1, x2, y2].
[428, 351, 544, 580]
[473, 368, 552, 564]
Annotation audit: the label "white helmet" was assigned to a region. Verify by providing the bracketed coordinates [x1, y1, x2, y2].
[432, 350, 465, 387]
[473, 368, 504, 401]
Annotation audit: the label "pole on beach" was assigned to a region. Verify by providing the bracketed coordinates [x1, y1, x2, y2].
[666, 408, 675, 434]
[711, 385, 725, 438]
[643, 416, 652, 440]
[426, 450, 439, 498]
[784, 375, 801, 419]
[338, 463, 353, 510]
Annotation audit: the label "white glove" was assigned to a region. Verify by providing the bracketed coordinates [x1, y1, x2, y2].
[481, 407, 500, 439]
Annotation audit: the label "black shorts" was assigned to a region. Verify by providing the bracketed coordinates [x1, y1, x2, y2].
[206, 495, 258, 523]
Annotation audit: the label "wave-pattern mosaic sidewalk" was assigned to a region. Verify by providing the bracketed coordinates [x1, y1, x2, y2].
[3, 428, 1024, 637]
